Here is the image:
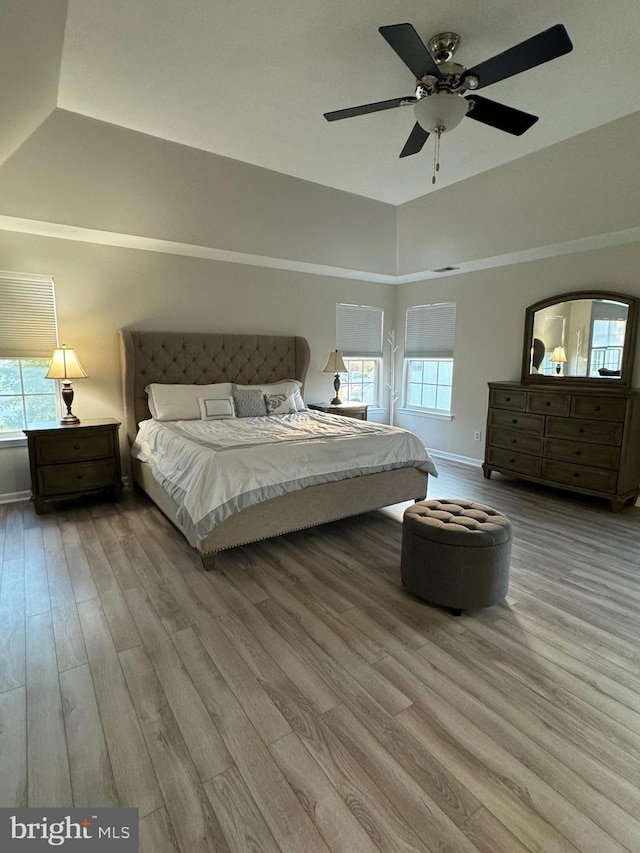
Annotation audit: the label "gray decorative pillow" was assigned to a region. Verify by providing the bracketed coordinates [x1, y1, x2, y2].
[233, 387, 268, 417]
[264, 392, 298, 415]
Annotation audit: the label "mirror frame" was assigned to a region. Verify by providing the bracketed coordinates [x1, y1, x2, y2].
[521, 290, 638, 387]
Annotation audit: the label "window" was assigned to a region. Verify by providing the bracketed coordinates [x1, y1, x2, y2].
[404, 302, 456, 414]
[0, 272, 58, 435]
[588, 302, 627, 376]
[336, 304, 383, 405]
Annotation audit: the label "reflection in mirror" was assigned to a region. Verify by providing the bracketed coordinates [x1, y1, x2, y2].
[529, 298, 629, 379]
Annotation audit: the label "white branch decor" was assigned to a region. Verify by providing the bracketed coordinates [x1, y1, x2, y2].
[385, 329, 399, 425]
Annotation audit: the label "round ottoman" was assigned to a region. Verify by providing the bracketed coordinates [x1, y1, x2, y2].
[401, 499, 512, 615]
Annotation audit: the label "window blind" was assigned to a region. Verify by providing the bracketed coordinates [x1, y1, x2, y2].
[405, 302, 456, 359]
[336, 304, 383, 357]
[0, 271, 58, 358]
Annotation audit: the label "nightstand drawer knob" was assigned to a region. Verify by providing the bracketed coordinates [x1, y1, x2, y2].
[74, 444, 80, 450]
[77, 474, 83, 480]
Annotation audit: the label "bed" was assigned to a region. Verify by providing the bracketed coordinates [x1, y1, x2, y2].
[119, 329, 434, 568]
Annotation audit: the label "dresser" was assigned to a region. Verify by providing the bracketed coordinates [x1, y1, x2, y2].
[24, 418, 123, 514]
[483, 382, 640, 511]
[307, 401, 368, 420]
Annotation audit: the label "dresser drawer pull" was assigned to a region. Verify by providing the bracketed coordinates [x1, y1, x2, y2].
[578, 428, 585, 433]
[573, 472, 580, 478]
[509, 458, 516, 463]
[575, 451, 582, 456]
[74, 444, 80, 450]
[76, 474, 83, 480]
[511, 439, 517, 444]
[594, 405, 601, 412]
[511, 418, 518, 424]
[505, 396, 511, 402]
[545, 401, 551, 407]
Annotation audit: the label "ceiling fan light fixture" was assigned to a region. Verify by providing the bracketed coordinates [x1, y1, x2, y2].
[414, 92, 469, 133]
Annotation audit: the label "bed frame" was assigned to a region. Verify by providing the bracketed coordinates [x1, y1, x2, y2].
[119, 329, 428, 568]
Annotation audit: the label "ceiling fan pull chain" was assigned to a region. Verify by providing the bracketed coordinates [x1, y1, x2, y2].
[432, 126, 443, 185]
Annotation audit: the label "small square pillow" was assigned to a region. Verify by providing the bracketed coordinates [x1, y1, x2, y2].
[198, 396, 236, 420]
[264, 392, 298, 415]
[233, 388, 268, 417]
[235, 380, 306, 411]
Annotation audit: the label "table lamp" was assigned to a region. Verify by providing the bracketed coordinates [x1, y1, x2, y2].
[323, 350, 348, 405]
[45, 345, 88, 424]
[550, 346, 567, 375]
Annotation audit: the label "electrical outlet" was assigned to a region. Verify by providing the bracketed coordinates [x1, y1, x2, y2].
[473, 430, 482, 441]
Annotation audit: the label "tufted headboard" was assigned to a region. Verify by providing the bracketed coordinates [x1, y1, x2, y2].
[119, 329, 311, 445]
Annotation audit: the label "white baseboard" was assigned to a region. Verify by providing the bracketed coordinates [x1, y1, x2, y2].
[429, 450, 483, 468]
[0, 490, 31, 504]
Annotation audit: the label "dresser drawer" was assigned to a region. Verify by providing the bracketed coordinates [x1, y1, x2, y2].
[571, 395, 627, 422]
[527, 392, 571, 416]
[541, 459, 617, 493]
[487, 446, 541, 477]
[489, 388, 526, 411]
[38, 459, 118, 496]
[545, 416, 623, 446]
[489, 409, 544, 434]
[544, 438, 620, 469]
[35, 430, 115, 464]
[489, 428, 543, 456]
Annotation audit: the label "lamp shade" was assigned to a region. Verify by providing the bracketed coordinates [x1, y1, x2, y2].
[414, 93, 469, 134]
[45, 345, 88, 380]
[550, 346, 567, 363]
[323, 350, 347, 373]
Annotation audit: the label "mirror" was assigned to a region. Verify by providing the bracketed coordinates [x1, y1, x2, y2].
[522, 291, 638, 385]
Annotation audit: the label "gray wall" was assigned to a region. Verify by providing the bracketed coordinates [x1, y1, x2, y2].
[0, 229, 394, 497]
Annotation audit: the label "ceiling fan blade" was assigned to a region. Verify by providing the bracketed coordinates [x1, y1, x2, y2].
[379, 23, 442, 80]
[399, 122, 430, 158]
[466, 95, 538, 136]
[463, 24, 572, 89]
[324, 97, 409, 122]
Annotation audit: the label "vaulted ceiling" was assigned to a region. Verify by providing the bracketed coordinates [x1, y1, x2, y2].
[4, 0, 640, 205]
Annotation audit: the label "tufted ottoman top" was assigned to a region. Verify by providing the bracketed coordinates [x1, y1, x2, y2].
[404, 499, 512, 547]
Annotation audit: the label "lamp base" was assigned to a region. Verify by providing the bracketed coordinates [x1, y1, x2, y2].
[60, 381, 80, 424]
[330, 373, 342, 406]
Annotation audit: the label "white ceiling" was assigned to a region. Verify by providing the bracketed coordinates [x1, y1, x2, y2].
[57, 0, 640, 205]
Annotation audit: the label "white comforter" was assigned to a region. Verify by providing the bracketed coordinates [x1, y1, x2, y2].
[132, 411, 437, 546]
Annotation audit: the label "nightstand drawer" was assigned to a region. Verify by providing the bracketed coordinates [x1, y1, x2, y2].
[38, 459, 118, 496]
[35, 430, 115, 464]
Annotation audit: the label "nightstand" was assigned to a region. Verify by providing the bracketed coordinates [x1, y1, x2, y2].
[24, 418, 123, 514]
[307, 401, 368, 420]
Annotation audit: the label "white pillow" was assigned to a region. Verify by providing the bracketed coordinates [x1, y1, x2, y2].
[264, 392, 298, 415]
[145, 382, 232, 420]
[199, 396, 236, 420]
[235, 380, 306, 411]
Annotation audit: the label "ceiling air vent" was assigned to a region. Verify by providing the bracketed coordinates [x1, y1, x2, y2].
[431, 265, 459, 273]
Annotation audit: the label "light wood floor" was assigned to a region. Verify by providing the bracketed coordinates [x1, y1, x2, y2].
[1, 459, 640, 853]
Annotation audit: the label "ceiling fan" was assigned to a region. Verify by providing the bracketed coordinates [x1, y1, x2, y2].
[324, 22, 573, 176]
